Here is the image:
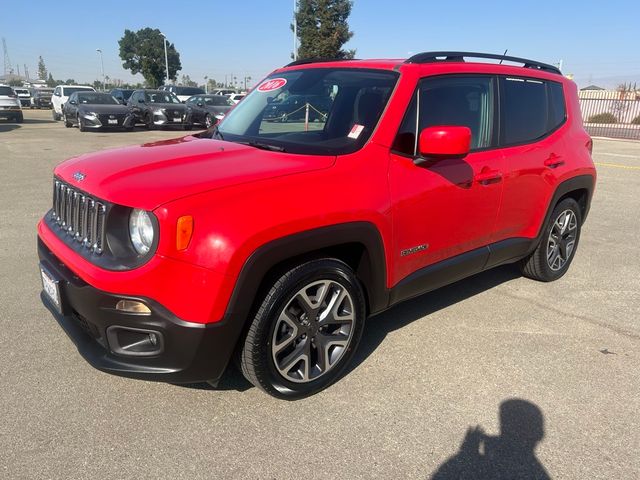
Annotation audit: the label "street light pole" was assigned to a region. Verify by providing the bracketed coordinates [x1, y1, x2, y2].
[293, 0, 298, 61]
[96, 49, 105, 91]
[160, 32, 170, 85]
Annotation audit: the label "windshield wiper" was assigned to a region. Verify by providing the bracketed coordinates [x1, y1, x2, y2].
[237, 140, 285, 152]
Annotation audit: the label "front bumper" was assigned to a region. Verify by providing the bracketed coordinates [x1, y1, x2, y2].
[38, 239, 241, 384]
[81, 114, 133, 129]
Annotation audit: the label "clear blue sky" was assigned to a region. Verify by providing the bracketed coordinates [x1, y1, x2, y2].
[1, 0, 638, 88]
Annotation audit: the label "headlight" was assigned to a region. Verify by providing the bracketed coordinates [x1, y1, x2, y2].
[129, 209, 154, 255]
[152, 108, 166, 117]
[83, 111, 98, 118]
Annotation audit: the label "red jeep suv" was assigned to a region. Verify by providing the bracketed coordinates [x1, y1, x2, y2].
[38, 52, 596, 399]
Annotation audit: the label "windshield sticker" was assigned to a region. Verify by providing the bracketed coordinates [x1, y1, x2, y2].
[348, 124, 365, 139]
[257, 78, 287, 92]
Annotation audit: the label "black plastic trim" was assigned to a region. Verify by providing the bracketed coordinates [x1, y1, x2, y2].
[405, 51, 561, 75]
[224, 222, 389, 322]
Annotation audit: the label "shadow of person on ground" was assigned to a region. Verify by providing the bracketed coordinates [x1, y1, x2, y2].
[430, 399, 550, 480]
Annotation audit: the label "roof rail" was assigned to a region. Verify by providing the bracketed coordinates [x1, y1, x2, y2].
[284, 58, 357, 67]
[404, 51, 561, 75]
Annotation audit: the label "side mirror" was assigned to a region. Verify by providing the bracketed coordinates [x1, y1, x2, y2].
[69, 100, 77, 105]
[417, 126, 471, 161]
[197, 102, 203, 107]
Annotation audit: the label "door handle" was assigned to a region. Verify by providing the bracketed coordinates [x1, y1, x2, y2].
[544, 153, 565, 168]
[475, 169, 502, 185]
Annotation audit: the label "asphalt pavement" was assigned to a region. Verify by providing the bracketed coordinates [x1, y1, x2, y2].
[1, 110, 638, 479]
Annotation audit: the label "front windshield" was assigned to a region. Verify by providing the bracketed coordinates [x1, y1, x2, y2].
[76, 93, 119, 105]
[147, 91, 181, 104]
[216, 68, 398, 155]
[204, 96, 233, 106]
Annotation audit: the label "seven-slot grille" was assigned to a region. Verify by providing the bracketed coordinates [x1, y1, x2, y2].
[51, 179, 106, 254]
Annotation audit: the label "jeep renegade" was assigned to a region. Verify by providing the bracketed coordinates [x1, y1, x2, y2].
[38, 52, 596, 399]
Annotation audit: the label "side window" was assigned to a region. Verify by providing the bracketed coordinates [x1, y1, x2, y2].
[548, 81, 566, 131]
[500, 77, 548, 145]
[392, 93, 418, 155]
[392, 76, 495, 155]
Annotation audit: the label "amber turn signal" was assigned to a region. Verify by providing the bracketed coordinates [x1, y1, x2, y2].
[176, 215, 194, 251]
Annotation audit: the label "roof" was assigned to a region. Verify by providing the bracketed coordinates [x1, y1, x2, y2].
[581, 85, 605, 91]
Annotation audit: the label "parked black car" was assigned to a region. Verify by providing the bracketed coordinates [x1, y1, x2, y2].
[29, 88, 53, 108]
[62, 92, 132, 132]
[127, 90, 191, 129]
[263, 94, 331, 122]
[185, 94, 233, 128]
[110, 88, 134, 105]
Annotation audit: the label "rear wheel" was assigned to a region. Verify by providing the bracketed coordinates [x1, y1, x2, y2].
[15, 112, 23, 123]
[520, 198, 582, 282]
[240, 259, 366, 399]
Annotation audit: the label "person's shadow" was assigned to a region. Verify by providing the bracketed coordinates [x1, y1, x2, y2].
[430, 399, 551, 480]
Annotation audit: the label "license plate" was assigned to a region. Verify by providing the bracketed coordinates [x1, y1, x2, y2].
[173, 117, 181, 122]
[40, 265, 61, 313]
[108, 119, 118, 125]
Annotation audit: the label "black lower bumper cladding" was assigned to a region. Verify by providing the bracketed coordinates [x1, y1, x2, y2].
[37, 238, 239, 384]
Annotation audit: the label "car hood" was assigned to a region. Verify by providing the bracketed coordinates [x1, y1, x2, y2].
[54, 136, 336, 211]
[78, 104, 129, 115]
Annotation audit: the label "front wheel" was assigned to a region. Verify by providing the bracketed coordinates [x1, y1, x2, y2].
[240, 259, 366, 399]
[204, 113, 213, 128]
[63, 113, 72, 128]
[77, 115, 86, 132]
[520, 198, 582, 282]
[52, 108, 60, 121]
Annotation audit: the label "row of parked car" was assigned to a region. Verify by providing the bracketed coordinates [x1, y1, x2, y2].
[48, 85, 243, 132]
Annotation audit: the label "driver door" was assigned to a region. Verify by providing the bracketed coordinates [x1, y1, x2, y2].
[389, 75, 504, 286]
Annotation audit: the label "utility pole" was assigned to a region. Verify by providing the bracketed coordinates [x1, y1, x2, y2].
[3, 38, 14, 76]
[96, 49, 106, 91]
[292, 0, 298, 61]
[160, 32, 170, 85]
[24, 64, 28, 80]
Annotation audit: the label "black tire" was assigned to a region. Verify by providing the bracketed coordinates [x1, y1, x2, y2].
[240, 258, 366, 399]
[52, 108, 60, 121]
[78, 115, 86, 132]
[520, 198, 582, 282]
[15, 113, 23, 123]
[63, 113, 72, 128]
[204, 114, 213, 129]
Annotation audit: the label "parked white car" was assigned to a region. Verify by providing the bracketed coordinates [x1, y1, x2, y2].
[51, 85, 95, 120]
[0, 85, 23, 122]
[13, 88, 31, 107]
[227, 93, 245, 104]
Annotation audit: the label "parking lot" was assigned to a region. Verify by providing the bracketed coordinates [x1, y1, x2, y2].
[1, 109, 638, 479]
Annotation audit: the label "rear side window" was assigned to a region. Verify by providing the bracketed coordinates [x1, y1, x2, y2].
[0, 86, 15, 95]
[499, 77, 565, 146]
[548, 82, 566, 130]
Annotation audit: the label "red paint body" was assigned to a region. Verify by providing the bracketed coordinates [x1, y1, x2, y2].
[38, 59, 596, 326]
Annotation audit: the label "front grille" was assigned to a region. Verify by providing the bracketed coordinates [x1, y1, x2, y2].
[98, 114, 123, 125]
[51, 179, 106, 254]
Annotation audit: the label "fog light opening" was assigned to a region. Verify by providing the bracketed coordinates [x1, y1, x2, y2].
[106, 326, 164, 357]
[115, 299, 151, 315]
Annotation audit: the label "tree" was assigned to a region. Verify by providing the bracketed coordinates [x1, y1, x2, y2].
[46, 73, 56, 87]
[37, 56, 47, 80]
[180, 74, 197, 87]
[118, 28, 181, 87]
[294, 0, 355, 60]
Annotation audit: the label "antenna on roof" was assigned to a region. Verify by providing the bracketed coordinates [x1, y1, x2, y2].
[499, 49, 508, 64]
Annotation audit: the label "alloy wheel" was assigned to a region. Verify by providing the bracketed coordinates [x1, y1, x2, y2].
[547, 209, 577, 271]
[271, 280, 355, 383]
